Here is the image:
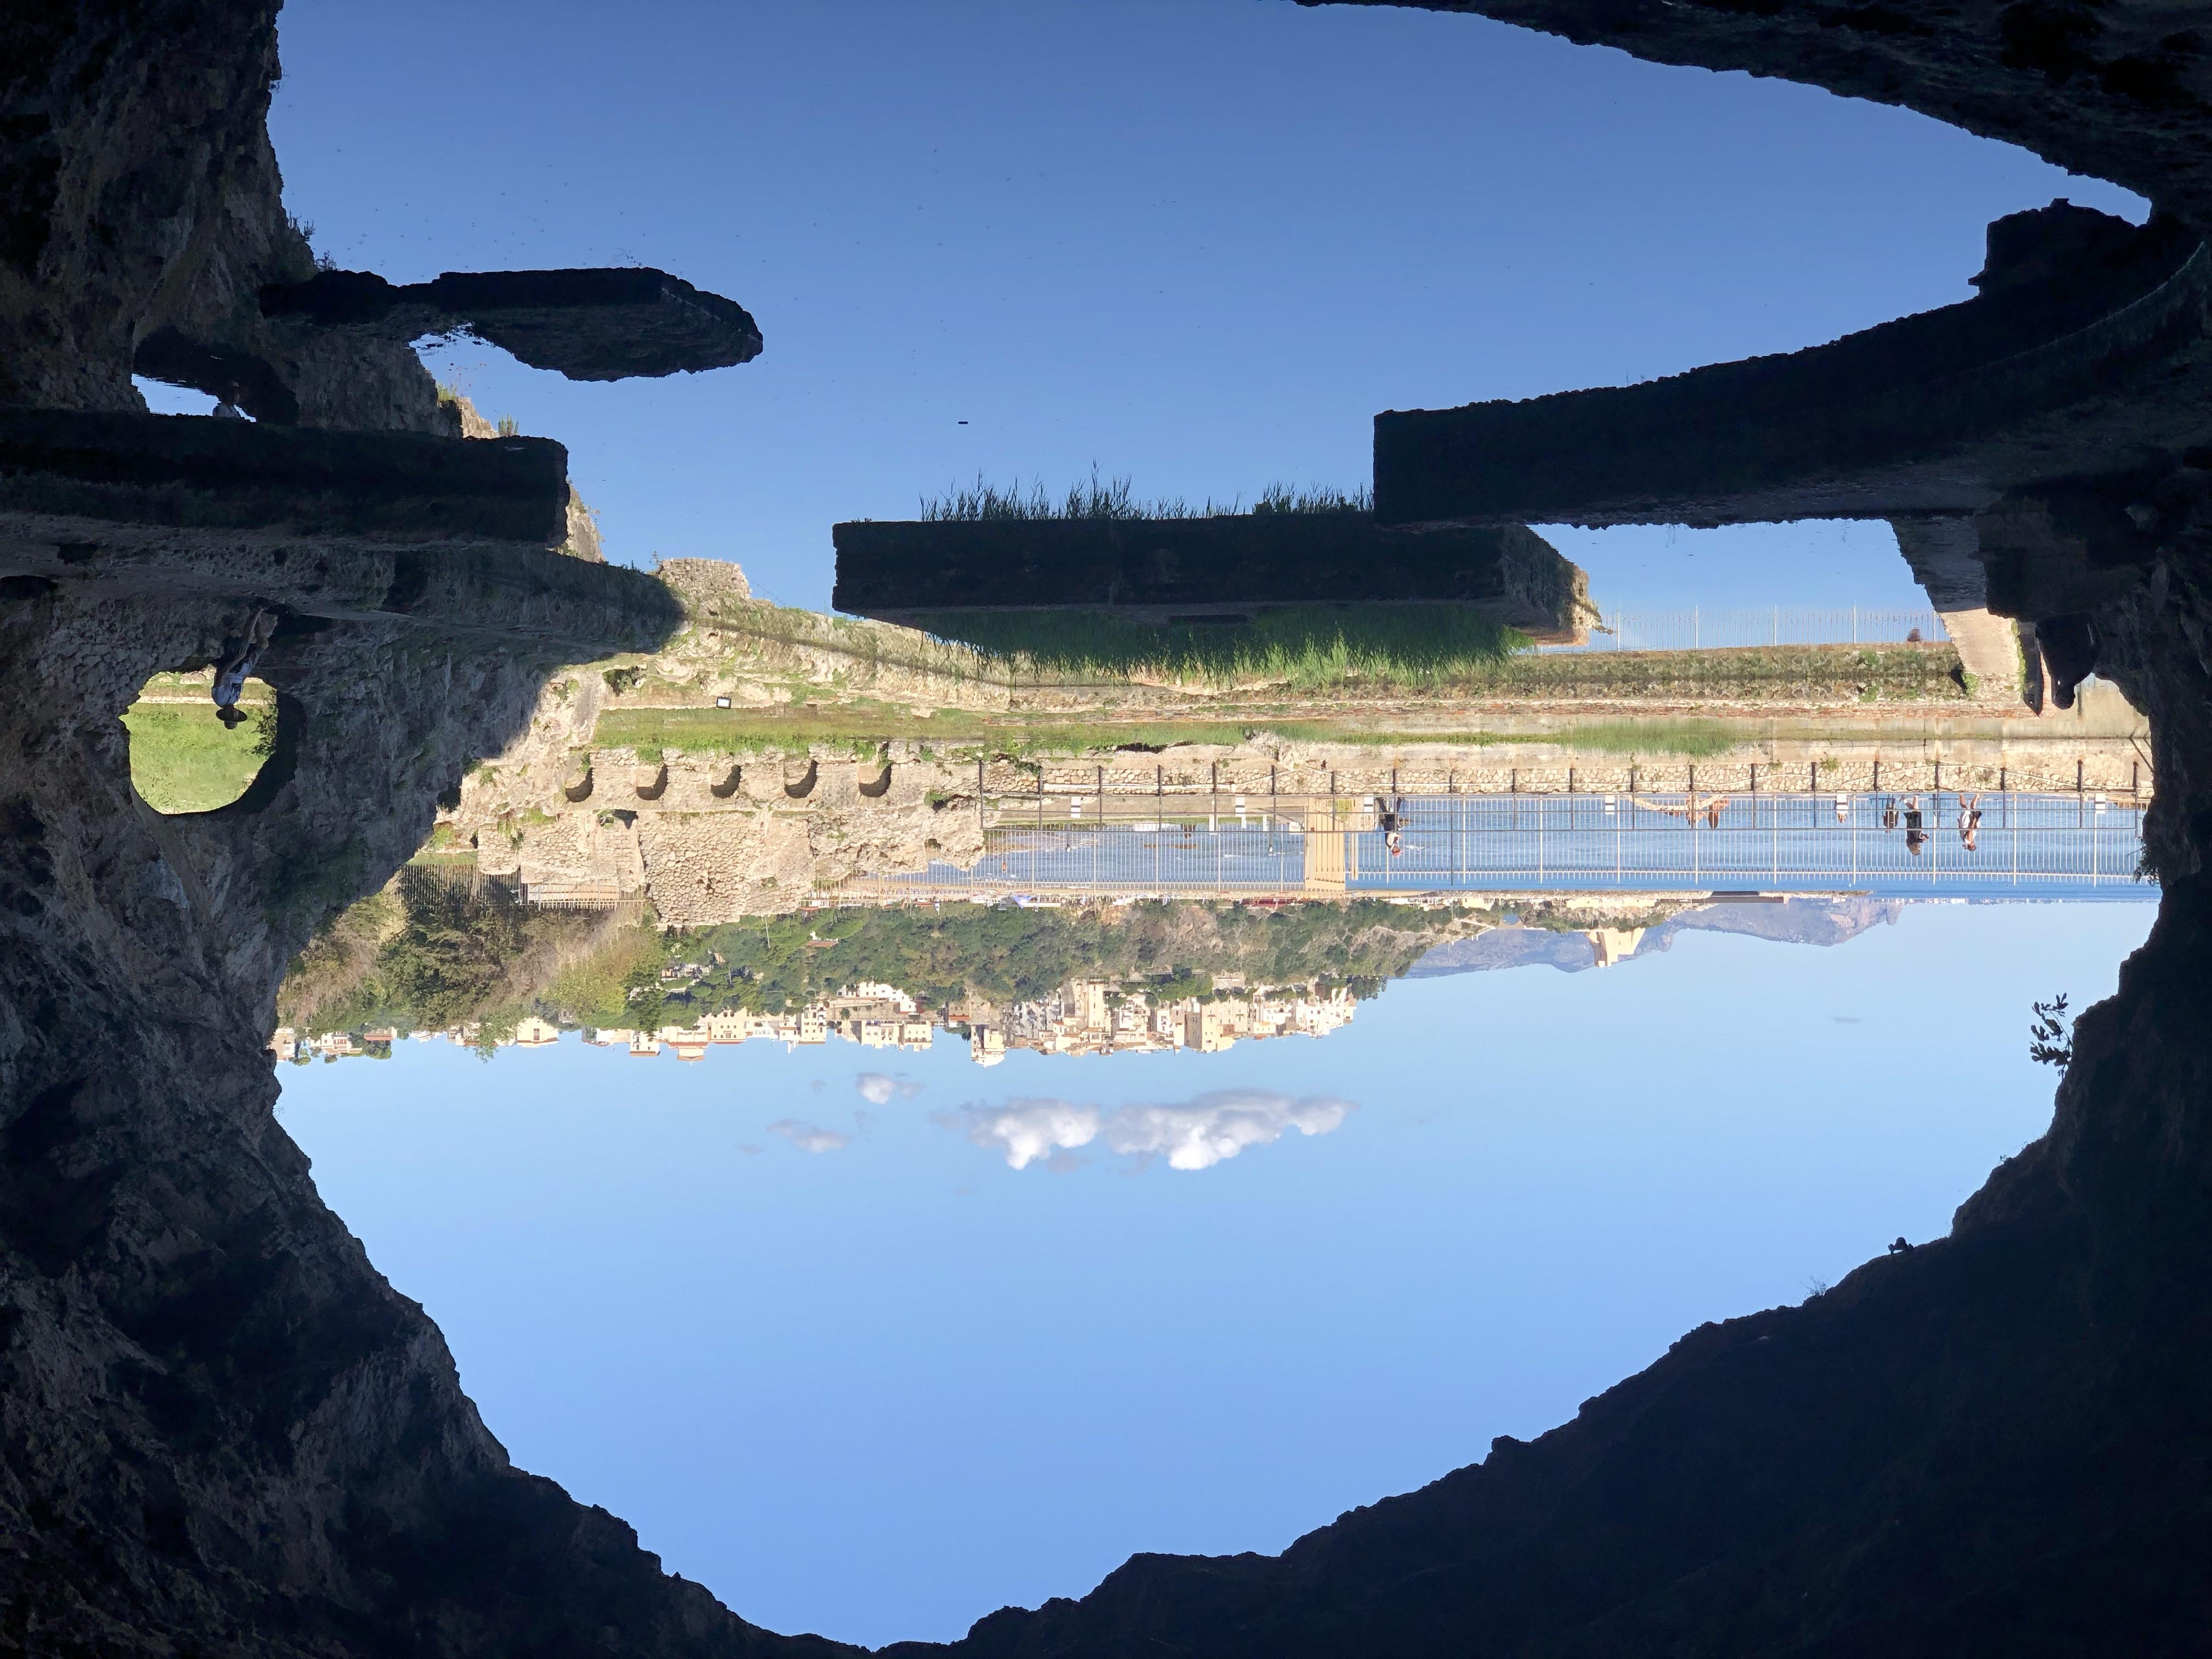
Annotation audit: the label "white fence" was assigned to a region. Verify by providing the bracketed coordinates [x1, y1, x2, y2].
[1544, 607, 1949, 653]
[861, 791, 2146, 901]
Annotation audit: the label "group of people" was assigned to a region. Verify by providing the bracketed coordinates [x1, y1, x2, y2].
[1365, 788, 1989, 858]
[1626, 789, 1987, 855]
[1880, 793, 1983, 854]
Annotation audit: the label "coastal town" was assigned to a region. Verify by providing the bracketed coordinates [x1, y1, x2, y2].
[271, 970, 1362, 1069]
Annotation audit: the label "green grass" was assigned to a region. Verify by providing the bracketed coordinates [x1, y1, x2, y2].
[591, 704, 1758, 759]
[916, 468, 1372, 523]
[1455, 641, 1965, 701]
[1546, 719, 1743, 758]
[910, 604, 1525, 691]
[595, 703, 1254, 756]
[122, 697, 275, 812]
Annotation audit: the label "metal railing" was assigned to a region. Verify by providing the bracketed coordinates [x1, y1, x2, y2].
[851, 791, 2149, 902]
[1542, 607, 1949, 653]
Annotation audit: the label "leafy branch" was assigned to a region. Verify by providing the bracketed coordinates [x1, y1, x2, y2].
[2029, 993, 2073, 1068]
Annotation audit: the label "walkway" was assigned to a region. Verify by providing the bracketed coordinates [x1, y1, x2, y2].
[857, 791, 2150, 902]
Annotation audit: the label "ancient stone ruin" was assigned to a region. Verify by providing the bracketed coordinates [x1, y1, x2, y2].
[1374, 198, 2212, 706]
[7, 0, 2212, 1654]
[833, 514, 1593, 641]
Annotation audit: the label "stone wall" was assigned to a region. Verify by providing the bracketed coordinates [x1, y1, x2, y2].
[448, 712, 2154, 923]
[833, 514, 1590, 640]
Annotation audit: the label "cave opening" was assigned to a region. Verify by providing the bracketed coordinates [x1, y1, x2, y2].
[122, 670, 281, 814]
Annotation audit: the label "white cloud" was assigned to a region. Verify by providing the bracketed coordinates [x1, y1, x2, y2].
[943, 1090, 1353, 1172]
[768, 1118, 849, 1154]
[855, 1071, 923, 1105]
[940, 1099, 1102, 1170]
[1105, 1090, 1353, 1170]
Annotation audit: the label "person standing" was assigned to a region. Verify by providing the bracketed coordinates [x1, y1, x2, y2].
[211, 608, 276, 729]
[1376, 794, 1407, 859]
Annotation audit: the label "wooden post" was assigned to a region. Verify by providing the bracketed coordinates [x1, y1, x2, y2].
[1629, 763, 1639, 794]
[1097, 765, 1105, 826]
[2078, 757, 2085, 793]
[1808, 761, 1816, 792]
[1568, 767, 1576, 793]
[2134, 760, 2141, 796]
[1872, 758, 1881, 791]
[1934, 759, 1942, 792]
[1510, 768, 1519, 794]
[1749, 762, 1758, 793]
[2000, 763, 2007, 791]
[1689, 764, 1697, 795]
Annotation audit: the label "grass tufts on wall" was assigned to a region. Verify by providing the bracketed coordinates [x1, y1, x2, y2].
[909, 603, 1523, 691]
[917, 466, 1371, 524]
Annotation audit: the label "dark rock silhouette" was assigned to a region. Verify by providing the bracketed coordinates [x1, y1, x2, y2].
[8, 0, 2212, 1655]
[1355, 9, 2212, 681]
[0, 2, 837, 1654]
[0, 2, 756, 423]
[0, 406, 572, 546]
[1310, 0, 2212, 233]
[1376, 205, 2212, 534]
[260, 267, 765, 383]
[0, 554, 866, 1657]
[833, 515, 1589, 640]
[4, 0, 453, 429]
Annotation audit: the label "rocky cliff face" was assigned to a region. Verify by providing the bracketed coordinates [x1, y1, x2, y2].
[0, 541, 868, 1658]
[0, 5, 848, 1654]
[8, 1, 2212, 1656]
[1318, 0, 2212, 233]
[0, 0, 449, 427]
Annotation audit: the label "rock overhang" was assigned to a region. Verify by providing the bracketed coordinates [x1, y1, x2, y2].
[1371, 206, 2212, 534]
[259, 266, 765, 382]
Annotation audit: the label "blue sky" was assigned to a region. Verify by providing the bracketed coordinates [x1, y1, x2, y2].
[283, 901, 2152, 1647]
[247, 0, 2143, 611]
